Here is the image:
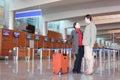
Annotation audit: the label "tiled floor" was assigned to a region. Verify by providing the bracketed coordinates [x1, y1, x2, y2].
[0, 56, 120, 80]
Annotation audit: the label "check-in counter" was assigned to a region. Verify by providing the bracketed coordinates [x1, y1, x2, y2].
[13, 47, 33, 59]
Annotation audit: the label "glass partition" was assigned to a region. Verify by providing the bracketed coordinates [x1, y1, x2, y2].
[15, 9, 42, 34]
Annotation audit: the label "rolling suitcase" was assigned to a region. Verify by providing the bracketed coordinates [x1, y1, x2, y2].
[52, 53, 69, 75]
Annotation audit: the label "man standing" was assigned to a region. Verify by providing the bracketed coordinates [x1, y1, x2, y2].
[83, 14, 97, 75]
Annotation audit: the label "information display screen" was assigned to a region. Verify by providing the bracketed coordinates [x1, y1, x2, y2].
[13, 32, 20, 38]
[44, 37, 48, 42]
[50, 38, 54, 43]
[35, 35, 40, 40]
[2, 30, 10, 36]
[26, 34, 32, 39]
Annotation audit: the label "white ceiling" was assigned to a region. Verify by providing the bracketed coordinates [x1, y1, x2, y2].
[14, 0, 120, 43]
[40, 0, 98, 8]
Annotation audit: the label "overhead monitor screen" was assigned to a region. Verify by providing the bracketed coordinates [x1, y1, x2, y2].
[57, 39, 61, 43]
[50, 38, 54, 43]
[13, 32, 20, 38]
[35, 35, 40, 40]
[26, 34, 32, 39]
[2, 30, 10, 36]
[44, 37, 48, 42]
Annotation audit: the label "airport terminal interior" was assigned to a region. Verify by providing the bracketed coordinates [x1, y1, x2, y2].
[0, 0, 120, 80]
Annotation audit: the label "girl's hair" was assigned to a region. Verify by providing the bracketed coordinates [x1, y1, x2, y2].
[73, 22, 77, 29]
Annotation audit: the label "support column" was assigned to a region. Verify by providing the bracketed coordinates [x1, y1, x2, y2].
[9, 11, 15, 30]
[43, 21, 47, 36]
[40, 16, 48, 36]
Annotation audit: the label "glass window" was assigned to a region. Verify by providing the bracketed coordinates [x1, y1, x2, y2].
[15, 9, 42, 34]
[66, 27, 74, 35]
[47, 21, 60, 32]
[15, 17, 40, 29]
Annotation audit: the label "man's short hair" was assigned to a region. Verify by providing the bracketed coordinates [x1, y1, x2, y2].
[84, 14, 92, 21]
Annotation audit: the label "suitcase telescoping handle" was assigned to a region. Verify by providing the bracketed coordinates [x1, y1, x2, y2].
[62, 41, 67, 56]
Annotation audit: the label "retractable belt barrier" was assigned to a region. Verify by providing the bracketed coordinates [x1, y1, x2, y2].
[93, 48, 119, 75]
[36, 48, 72, 60]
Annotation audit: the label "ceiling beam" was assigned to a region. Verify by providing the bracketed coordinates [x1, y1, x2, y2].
[97, 28, 120, 31]
[97, 29, 120, 35]
[93, 14, 120, 25]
